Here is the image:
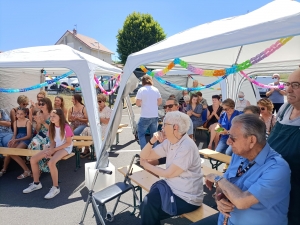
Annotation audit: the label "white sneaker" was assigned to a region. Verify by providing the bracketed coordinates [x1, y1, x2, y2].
[44, 186, 60, 199]
[23, 182, 42, 193]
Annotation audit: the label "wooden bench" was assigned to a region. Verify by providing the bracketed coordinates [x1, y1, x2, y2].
[0, 147, 75, 182]
[0, 147, 75, 160]
[199, 148, 231, 170]
[118, 165, 218, 222]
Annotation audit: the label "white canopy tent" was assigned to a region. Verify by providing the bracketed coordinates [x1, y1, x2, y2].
[101, 0, 300, 165]
[0, 44, 124, 168]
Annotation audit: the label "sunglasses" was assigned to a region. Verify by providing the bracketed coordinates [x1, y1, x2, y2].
[260, 107, 265, 111]
[38, 102, 45, 106]
[163, 104, 176, 109]
[21, 103, 29, 106]
[272, 77, 279, 79]
[98, 100, 105, 103]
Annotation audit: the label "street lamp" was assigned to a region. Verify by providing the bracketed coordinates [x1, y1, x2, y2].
[94, 41, 100, 58]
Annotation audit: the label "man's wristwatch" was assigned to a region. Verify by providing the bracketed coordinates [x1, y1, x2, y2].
[214, 175, 223, 186]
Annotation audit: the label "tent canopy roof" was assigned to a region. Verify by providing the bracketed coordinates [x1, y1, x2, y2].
[122, 0, 300, 76]
[0, 45, 121, 75]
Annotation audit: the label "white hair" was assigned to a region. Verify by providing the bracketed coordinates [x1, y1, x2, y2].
[164, 111, 190, 135]
[183, 95, 190, 101]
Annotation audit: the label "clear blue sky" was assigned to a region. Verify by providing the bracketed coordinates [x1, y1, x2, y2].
[0, 0, 297, 60]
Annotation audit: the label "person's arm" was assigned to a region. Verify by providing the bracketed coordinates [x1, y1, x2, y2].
[157, 98, 162, 106]
[266, 88, 274, 97]
[206, 173, 259, 209]
[52, 136, 72, 152]
[0, 120, 11, 127]
[140, 132, 164, 160]
[191, 105, 202, 118]
[141, 159, 184, 178]
[135, 99, 142, 107]
[278, 89, 286, 96]
[16, 121, 32, 141]
[10, 109, 16, 126]
[68, 108, 74, 122]
[246, 100, 251, 107]
[206, 108, 211, 120]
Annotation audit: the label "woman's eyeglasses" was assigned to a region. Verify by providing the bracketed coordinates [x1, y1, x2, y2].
[284, 82, 300, 90]
[38, 102, 45, 106]
[163, 104, 175, 109]
[223, 107, 230, 112]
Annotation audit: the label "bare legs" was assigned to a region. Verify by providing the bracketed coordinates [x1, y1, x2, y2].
[9, 142, 31, 177]
[30, 149, 68, 186]
[208, 123, 220, 150]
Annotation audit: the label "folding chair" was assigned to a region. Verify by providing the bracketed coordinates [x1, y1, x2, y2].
[79, 154, 141, 225]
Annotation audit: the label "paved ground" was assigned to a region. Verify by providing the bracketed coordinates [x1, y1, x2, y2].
[0, 105, 221, 225]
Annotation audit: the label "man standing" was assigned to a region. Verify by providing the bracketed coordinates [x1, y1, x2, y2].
[136, 75, 162, 149]
[268, 68, 300, 224]
[266, 73, 286, 113]
[192, 114, 291, 225]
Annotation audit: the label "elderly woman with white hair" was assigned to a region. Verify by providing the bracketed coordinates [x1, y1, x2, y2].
[139, 111, 203, 225]
[235, 91, 251, 112]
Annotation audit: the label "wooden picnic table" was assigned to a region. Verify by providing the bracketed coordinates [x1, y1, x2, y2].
[199, 148, 231, 170]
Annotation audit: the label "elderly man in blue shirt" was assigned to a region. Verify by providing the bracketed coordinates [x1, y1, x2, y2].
[192, 114, 291, 225]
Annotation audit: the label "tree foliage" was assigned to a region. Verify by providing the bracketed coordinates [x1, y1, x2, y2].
[116, 12, 166, 64]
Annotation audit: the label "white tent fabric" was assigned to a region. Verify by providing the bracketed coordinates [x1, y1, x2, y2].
[0, 45, 122, 168]
[102, 0, 300, 156]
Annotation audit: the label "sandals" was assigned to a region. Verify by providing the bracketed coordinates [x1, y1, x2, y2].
[80, 148, 91, 158]
[0, 169, 6, 177]
[17, 171, 31, 179]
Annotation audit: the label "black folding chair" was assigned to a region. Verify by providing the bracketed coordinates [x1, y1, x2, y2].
[79, 154, 141, 225]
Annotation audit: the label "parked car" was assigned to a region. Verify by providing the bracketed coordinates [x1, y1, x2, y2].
[71, 76, 115, 92]
[254, 75, 274, 97]
[45, 75, 78, 91]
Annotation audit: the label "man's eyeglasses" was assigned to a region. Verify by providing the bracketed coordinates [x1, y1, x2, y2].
[284, 82, 300, 90]
[163, 104, 176, 109]
[38, 102, 45, 106]
[228, 134, 236, 143]
[163, 123, 173, 127]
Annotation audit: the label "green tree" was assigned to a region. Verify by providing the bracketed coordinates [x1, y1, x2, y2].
[116, 12, 166, 64]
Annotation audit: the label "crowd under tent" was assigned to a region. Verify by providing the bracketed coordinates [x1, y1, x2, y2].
[0, 45, 138, 168]
[101, 0, 300, 167]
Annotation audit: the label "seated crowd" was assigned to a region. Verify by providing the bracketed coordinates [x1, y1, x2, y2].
[1, 70, 299, 224]
[136, 71, 299, 224]
[0, 91, 112, 199]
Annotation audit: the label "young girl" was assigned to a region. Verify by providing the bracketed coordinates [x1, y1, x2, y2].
[23, 109, 73, 199]
[7, 108, 32, 179]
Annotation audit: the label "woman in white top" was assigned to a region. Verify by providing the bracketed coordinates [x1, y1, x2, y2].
[80, 94, 112, 158]
[23, 109, 73, 199]
[235, 91, 250, 112]
[140, 111, 203, 225]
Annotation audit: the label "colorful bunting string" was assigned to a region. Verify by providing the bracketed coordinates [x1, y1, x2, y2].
[240, 71, 285, 89]
[94, 74, 121, 95]
[144, 36, 292, 91]
[0, 71, 74, 93]
[141, 36, 292, 79]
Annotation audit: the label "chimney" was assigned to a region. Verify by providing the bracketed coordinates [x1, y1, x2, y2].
[73, 29, 77, 35]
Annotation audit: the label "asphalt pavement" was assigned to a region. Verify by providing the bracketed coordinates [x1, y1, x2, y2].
[0, 105, 220, 225]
